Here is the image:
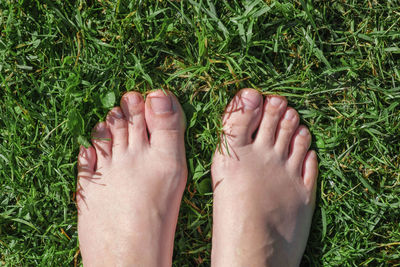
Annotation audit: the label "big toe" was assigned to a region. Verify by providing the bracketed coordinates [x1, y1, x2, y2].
[220, 89, 263, 149]
[144, 90, 185, 153]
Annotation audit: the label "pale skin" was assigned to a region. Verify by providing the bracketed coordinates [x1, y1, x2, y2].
[77, 88, 318, 266]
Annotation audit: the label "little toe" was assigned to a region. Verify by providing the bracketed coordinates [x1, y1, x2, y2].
[120, 91, 148, 150]
[274, 107, 299, 157]
[254, 95, 287, 146]
[91, 121, 112, 165]
[288, 125, 311, 175]
[302, 150, 318, 192]
[78, 145, 96, 177]
[220, 88, 263, 148]
[106, 107, 128, 155]
[145, 90, 185, 154]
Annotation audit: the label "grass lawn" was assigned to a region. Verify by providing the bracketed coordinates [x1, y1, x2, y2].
[1, 0, 400, 266]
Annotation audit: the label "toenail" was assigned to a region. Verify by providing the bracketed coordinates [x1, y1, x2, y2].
[269, 97, 282, 107]
[150, 95, 173, 114]
[284, 109, 295, 120]
[241, 90, 261, 110]
[127, 93, 141, 105]
[299, 128, 309, 136]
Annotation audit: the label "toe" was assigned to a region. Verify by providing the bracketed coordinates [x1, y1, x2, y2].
[302, 150, 318, 192]
[274, 107, 299, 157]
[106, 107, 128, 155]
[145, 90, 185, 154]
[120, 91, 148, 150]
[288, 125, 311, 174]
[254, 95, 287, 146]
[220, 89, 263, 148]
[78, 145, 96, 177]
[91, 121, 112, 165]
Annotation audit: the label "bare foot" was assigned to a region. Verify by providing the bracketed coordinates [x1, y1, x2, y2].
[77, 90, 187, 267]
[211, 89, 318, 267]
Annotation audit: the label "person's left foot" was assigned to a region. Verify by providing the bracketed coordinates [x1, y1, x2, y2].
[77, 90, 187, 267]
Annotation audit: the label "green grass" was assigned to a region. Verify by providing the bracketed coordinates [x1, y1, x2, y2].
[1, 0, 400, 266]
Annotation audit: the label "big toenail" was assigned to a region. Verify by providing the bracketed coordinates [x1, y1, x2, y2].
[269, 97, 282, 106]
[241, 90, 261, 110]
[284, 109, 295, 120]
[299, 128, 308, 136]
[150, 95, 173, 114]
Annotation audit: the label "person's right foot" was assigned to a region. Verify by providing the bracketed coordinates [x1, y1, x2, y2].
[211, 89, 318, 267]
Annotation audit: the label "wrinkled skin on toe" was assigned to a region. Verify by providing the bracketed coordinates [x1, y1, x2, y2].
[211, 89, 318, 267]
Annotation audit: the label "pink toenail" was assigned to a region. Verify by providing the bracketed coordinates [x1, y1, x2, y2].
[150, 95, 173, 114]
[299, 128, 308, 136]
[241, 90, 261, 110]
[128, 93, 141, 105]
[284, 109, 295, 120]
[269, 97, 282, 106]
